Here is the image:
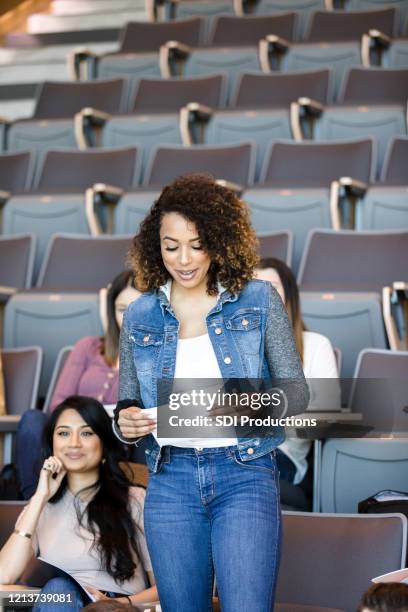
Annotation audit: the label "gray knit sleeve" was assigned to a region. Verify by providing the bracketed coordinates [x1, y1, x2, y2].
[264, 284, 309, 417]
[112, 310, 142, 444]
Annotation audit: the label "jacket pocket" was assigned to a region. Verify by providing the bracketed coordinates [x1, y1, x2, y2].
[130, 326, 163, 373]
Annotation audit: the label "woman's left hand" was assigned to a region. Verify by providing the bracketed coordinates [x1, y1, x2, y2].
[84, 586, 109, 602]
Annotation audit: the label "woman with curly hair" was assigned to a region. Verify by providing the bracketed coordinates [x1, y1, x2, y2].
[114, 174, 309, 612]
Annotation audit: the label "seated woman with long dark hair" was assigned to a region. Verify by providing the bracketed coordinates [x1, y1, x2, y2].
[0, 396, 157, 610]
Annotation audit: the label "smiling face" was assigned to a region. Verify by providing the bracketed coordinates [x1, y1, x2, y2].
[53, 408, 103, 473]
[160, 212, 211, 292]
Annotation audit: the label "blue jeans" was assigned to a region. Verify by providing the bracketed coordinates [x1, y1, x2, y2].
[33, 577, 85, 612]
[144, 445, 282, 612]
[16, 410, 46, 499]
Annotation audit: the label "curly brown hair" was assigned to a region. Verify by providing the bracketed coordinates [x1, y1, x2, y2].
[128, 174, 259, 296]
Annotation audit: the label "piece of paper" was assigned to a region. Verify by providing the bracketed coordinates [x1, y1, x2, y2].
[372, 568, 408, 584]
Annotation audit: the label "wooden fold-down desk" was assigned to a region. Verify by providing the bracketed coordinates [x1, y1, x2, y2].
[296, 411, 363, 512]
[0, 416, 21, 466]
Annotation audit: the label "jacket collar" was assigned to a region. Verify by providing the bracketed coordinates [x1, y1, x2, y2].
[157, 279, 238, 315]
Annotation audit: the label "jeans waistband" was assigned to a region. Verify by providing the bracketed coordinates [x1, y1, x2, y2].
[163, 444, 239, 459]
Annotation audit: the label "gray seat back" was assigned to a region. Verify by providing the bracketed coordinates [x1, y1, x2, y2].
[209, 13, 296, 46]
[349, 348, 408, 433]
[37, 233, 133, 291]
[119, 17, 204, 52]
[306, 8, 397, 41]
[381, 136, 408, 184]
[300, 292, 387, 379]
[339, 67, 408, 105]
[321, 440, 408, 513]
[257, 231, 293, 266]
[3, 292, 103, 396]
[35, 147, 141, 192]
[244, 187, 331, 273]
[261, 139, 375, 187]
[298, 229, 408, 292]
[0, 151, 33, 193]
[42, 345, 73, 414]
[2, 347, 42, 414]
[145, 142, 256, 186]
[232, 69, 332, 108]
[0, 234, 35, 293]
[277, 511, 407, 611]
[132, 74, 227, 112]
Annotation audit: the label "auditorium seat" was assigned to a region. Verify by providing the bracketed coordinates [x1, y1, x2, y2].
[131, 74, 227, 112]
[34, 147, 141, 192]
[0, 151, 34, 194]
[161, 43, 263, 103]
[260, 37, 362, 98]
[298, 229, 408, 292]
[166, 0, 235, 21]
[349, 348, 408, 434]
[0, 234, 35, 302]
[77, 110, 184, 176]
[2, 194, 97, 282]
[36, 233, 132, 291]
[320, 439, 408, 513]
[309, 8, 396, 40]
[1, 347, 42, 415]
[260, 139, 374, 186]
[208, 13, 296, 46]
[257, 231, 293, 266]
[232, 69, 332, 108]
[181, 104, 293, 179]
[3, 292, 103, 395]
[276, 512, 407, 610]
[244, 187, 331, 272]
[300, 291, 387, 379]
[344, 0, 408, 36]
[362, 26, 408, 68]
[6, 79, 127, 162]
[249, 0, 327, 40]
[331, 183, 408, 231]
[42, 345, 72, 414]
[0, 502, 27, 547]
[113, 189, 160, 235]
[145, 142, 256, 186]
[381, 136, 408, 183]
[78, 18, 204, 99]
[338, 67, 408, 104]
[291, 99, 407, 176]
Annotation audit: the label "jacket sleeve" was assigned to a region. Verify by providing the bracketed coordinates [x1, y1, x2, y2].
[264, 284, 310, 417]
[113, 309, 143, 444]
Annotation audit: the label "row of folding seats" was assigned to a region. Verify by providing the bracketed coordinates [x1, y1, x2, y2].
[2, 68, 406, 181]
[1, 133, 406, 195]
[2, 279, 401, 397]
[27, 1, 408, 42]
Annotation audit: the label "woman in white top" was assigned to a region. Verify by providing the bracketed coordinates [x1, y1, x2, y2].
[0, 395, 157, 610]
[255, 257, 341, 485]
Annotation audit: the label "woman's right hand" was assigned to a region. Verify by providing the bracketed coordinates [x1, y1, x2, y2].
[34, 456, 67, 503]
[117, 407, 156, 439]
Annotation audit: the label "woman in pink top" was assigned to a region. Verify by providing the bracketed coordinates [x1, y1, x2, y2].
[49, 270, 140, 411]
[16, 271, 141, 499]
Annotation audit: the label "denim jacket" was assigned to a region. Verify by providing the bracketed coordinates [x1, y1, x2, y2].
[114, 279, 309, 473]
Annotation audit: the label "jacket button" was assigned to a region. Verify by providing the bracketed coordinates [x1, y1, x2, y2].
[215, 327, 222, 335]
[224, 356, 232, 364]
[143, 335, 150, 343]
[247, 447, 254, 455]
[242, 318, 249, 326]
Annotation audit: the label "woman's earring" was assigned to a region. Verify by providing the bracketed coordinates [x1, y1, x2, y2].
[102, 458, 106, 465]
